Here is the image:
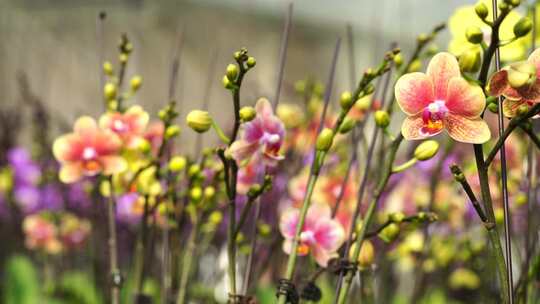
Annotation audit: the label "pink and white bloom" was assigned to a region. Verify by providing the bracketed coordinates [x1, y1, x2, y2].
[99, 105, 150, 149]
[488, 48, 540, 117]
[395, 52, 490, 144]
[23, 214, 62, 254]
[279, 203, 345, 267]
[229, 98, 285, 167]
[144, 121, 165, 155]
[53, 116, 127, 183]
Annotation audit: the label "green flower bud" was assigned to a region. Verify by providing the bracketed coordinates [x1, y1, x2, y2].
[190, 187, 203, 202]
[138, 139, 151, 154]
[119, 53, 128, 64]
[374, 110, 390, 128]
[350, 240, 375, 268]
[459, 49, 481, 73]
[339, 117, 356, 134]
[258, 223, 271, 237]
[222, 75, 234, 90]
[226, 64, 238, 81]
[103, 61, 114, 75]
[294, 80, 306, 94]
[104, 83, 117, 100]
[247, 184, 262, 197]
[393, 53, 403, 67]
[188, 164, 201, 178]
[355, 96, 371, 111]
[389, 212, 405, 223]
[168, 156, 187, 172]
[499, 2, 509, 12]
[465, 26, 484, 44]
[209, 211, 223, 225]
[108, 100, 118, 111]
[246, 56, 256, 68]
[414, 140, 440, 161]
[340, 91, 353, 110]
[487, 102, 499, 113]
[130, 75, 142, 91]
[517, 104, 530, 116]
[507, 0, 520, 6]
[239, 106, 256, 122]
[417, 33, 429, 43]
[474, 2, 489, 19]
[165, 125, 181, 139]
[449, 268, 480, 290]
[186, 110, 212, 133]
[508, 62, 537, 89]
[407, 59, 422, 72]
[316, 128, 334, 151]
[515, 192, 527, 206]
[378, 223, 400, 243]
[204, 186, 215, 199]
[514, 17, 533, 38]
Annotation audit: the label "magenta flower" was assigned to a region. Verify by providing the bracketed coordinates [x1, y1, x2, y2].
[395, 52, 490, 144]
[229, 98, 285, 167]
[53, 116, 127, 183]
[279, 203, 345, 267]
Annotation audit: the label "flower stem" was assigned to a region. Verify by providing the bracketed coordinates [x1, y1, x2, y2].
[107, 176, 120, 304]
[336, 134, 403, 304]
[176, 216, 199, 304]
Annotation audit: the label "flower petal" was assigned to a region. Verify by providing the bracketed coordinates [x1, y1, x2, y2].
[515, 78, 540, 101]
[488, 70, 509, 97]
[427, 52, 460, 100]
[126, 105, 150, 133]
[53, 134, 81, 163]
[279, 207, 300, 240]
[311, 246, 335, 267]
[74, 116, 98, 137]
[395, 73, 434, 115]
[101, 156, 127, 175]
[228, 140, 259, 164]
[528, 48, 540, 76]
[446, 77, 485, 118]
[401, 115, 441, 140]
[502, 99, 527, 117]
[314, 218, 345, 252]
[445, 114, 491, 144]
[255, 98, 273, 118]
[59, 163, 83, 183]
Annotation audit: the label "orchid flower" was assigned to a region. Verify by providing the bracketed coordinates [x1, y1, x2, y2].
[99, 105, 150, 149]
[53, 116, 127, 183]
[229, 98, 285, 167]
[23, 214, 62, 254]
[279, 203, 345, 267]
[395, 52, 490, 144]
[488, 48, 540, 117]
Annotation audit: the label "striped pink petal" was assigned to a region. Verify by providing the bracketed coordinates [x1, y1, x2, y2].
[446, 77, 485, 118]
[444, 114, 491, 144]
[395, 72, 434, 115]
[427, 52, 461, 100]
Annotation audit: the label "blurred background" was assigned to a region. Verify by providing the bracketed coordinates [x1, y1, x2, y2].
[0, 0, 473, 147]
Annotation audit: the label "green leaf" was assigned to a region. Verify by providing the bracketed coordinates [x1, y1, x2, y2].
[3, 255, 40, 304]
[55, 271, 102, 304]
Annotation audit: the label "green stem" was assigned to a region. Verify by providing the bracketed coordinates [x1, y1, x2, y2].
[211, 120, 231, 144]
[391, 158, 417, 173]
[336, 134, 403, 304]
[176, 217, 199, 304]
[107, 176, 120, 304]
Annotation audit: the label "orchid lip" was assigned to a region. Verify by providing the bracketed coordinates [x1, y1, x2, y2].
[82, 147, 97, 160]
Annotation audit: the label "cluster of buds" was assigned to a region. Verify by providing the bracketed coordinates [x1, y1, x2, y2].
[222, 48, 256, 90]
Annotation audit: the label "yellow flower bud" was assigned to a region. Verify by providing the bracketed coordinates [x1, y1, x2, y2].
[339, 117, 356, 134]
[414, 140, 440, 161]
[514, 17, 533, 38]
[209, 211, 223, 225]
[449, 268, 480, 290]
[188, 164, 201, 178]
[258, 223, 272, 237]
[407, 59, 422, 73]
[226, 64, 238, 81]
[186, 110, 212, 133]
[246, 56, 256, 68]
[350, 240, 375, 268]
[204, 186, 215, 200]
[389, 212, 405, 223]
[119, 53, 128, 64]
[340, 91, 353, 110]
[222, 75, 234, 89]
[277, 103, 304, 128]
[316, 128, 334, 151]
[190, 187, 203, 202]
[103, 61, 114, 75]
[239, 106, 256, 122]
[138, 139, 151, 154]
[168, 156, 187, 172]
[465, 26, 484, 44]
[104, 83, 117, 100]
[374, 110, 390, 128]
[474, 2, 488, 19]
[355, 95, 372, 111]
[378, 223, 400, 243]
[130, 75, 142, 91]
[165, 125, 181, 139]
[459, 49, 481, 73]
[393, 53, 403, 67]
[517, 104, 530, 116]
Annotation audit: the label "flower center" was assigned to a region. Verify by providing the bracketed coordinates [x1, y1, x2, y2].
[300, 230, 316, 245]
[421, 100, 447, 135]
[113, 119, 127, 133]
[82, 147, 97, 160]
[82, 147, 101, 173]
[261, 132, 280, 145]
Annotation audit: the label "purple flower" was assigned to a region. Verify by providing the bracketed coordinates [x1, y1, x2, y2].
[39, 185, 64, 211]
[14, 186, 40, 214]
[116, 193, 143, 225]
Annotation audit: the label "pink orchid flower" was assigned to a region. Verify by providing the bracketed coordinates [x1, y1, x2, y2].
[279, 203, 345, 267]
[23, 214, 62, 254]
[237, 158, 265, 195]
[229, 98, 285, 167]
[488, 48, 540, 117]
[144, 121, 165, 155]
[53, 116, 127, 183]
[395, 52, 490, 144]
[99, 105, 150, 149]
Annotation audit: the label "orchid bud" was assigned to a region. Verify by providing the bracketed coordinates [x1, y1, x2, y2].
[499, 2, 510, 12]
[104, 83, 117, 100]
[514, 17, 533, 38]
[226, 64, 239, 81]
[393, 53, 403, 67]
[190, 187, 203, 202]
[417, 33, 429, 44]
[449, 268, 480, 290]
[508, 62, 537, 89]
[339, 117, 356, 134]
[209, 211, 223, 225]
[458, 49, 481, 73]
[165, 125, 181, 139]
[374, 110, 390, 128]
[130, 75, 142, 91]
[188, 164, 201, 178]
[246, 56, 256, 68]
[247, 184, 262, 197]
[168, 156, 187, 172]
[138, 139, 151, 154]
[389, 212, 405, 223]
[316, 128, 334, 152]
[407, 59, 422, 72]
[414, 140, 439, 161]
[487, 102, 499, 113]
[103, 61, 114, 75]
[474, 2, 488, 19]
[355, 96, 372, 111]
[204, 186, 215, 200]
[465, 26, 484, 44]
[517, 104, 530, 116]
[186, 110, 212, 133]
[119, 53, 128, 64]
[350, 240, 375, 268]
[222, 75, 234, 89]
[239, 106, 256, 122]
[378, 223, 400, 243]
[340, 91, 353, 110]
